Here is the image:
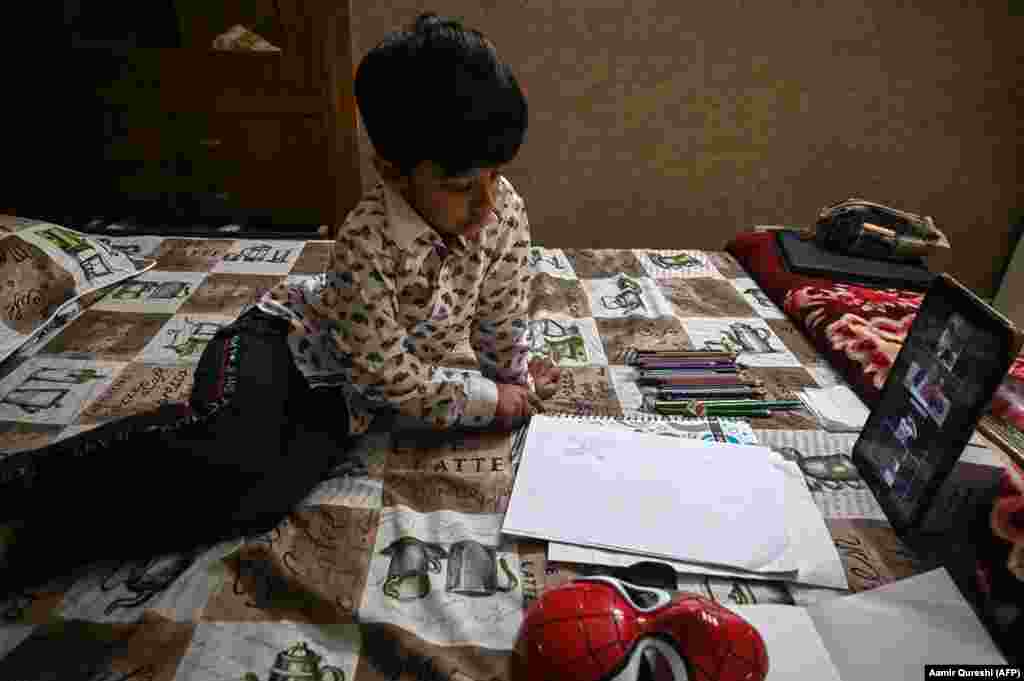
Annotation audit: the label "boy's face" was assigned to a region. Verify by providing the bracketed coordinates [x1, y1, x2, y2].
[376, 157, 501, 241]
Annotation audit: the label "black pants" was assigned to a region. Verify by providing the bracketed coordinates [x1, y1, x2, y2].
[1, 308, 351, 586]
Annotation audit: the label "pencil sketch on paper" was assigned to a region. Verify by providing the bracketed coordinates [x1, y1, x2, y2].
[562, 434, 607, 462]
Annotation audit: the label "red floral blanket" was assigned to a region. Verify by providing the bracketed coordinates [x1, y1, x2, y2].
[727, 231, 1024, 426]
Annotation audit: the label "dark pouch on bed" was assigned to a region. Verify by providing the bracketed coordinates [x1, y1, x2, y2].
[813, 198, 950, 262]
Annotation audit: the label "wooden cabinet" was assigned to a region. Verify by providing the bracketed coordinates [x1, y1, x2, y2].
[12, 0, 361, 233]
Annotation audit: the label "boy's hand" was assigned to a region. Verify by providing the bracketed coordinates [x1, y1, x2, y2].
[495, 383, 532, 431]
[529, 357, 562, 400]
[493, 360, 561, 431]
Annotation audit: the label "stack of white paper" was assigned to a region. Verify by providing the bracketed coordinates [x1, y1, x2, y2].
[547, 458, 848, 589]
[729, 606, 844, 681]
[806, 568, 1007, 680]
[800, 385, 871, 432]
[502, 416, 796, 574]
[727, 569, 1007, 681]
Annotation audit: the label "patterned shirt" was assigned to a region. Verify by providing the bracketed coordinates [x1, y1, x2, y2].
[255, 176, 533, 434]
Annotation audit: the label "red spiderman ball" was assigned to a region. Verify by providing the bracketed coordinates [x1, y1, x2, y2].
[512, 577, 769, 681]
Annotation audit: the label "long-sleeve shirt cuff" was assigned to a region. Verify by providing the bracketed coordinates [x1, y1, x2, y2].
[388, 371, 498, 432]
[460, 373, 499, 427]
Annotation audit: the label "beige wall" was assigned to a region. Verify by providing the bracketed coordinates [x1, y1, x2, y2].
[351, 2, 1022, 297]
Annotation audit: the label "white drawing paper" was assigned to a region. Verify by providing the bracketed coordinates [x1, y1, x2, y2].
[549, 459, 847, 589]
[726, 606, 843, 681]
[807, 568, 1007, 680]
[503, 416, 793, 573]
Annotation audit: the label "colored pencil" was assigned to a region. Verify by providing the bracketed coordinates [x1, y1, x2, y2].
[655, 391, 770, 401]
[630, 349, 735, 359]
[634, 353, 735, 360]
[636, 360, 738, 369]
[655, 405, 770, 417]
[655, 401, 770, 411]
[639, 366, 739, 373]
[641, 382, 761, 390]
[653, 401, 781, 411]
[634, 374, 741, 385]
[696, 399, 804, 409]
[640, 367, 739, 375]
[638, 356, 737, 360]
[656, 385, 767, 394]
[651, 399, 805, 412]
[632, 358, 736, 367]
[704, 409, 773, 418]
[657, 388, 767, 400]
[653, 405, 773, 418]
[639, 376, 761, 386]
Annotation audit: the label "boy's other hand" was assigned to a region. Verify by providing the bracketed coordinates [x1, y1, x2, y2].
[495, 383, 531, 431]
[529, 357, 562, 400]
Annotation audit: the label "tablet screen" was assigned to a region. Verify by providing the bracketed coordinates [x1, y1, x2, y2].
[852, 274, 1022, 532]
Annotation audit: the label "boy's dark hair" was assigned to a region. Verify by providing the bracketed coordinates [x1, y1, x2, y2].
[355, 12, 528, 178]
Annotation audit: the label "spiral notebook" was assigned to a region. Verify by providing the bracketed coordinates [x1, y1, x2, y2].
[503, 414, 798, 574]
[509, 413, 759, 465]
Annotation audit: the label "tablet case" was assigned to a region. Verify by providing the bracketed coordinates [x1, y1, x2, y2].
[777, 230, 936, 291]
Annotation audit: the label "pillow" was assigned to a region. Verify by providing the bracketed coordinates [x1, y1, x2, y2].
[0, 215, 155, 365]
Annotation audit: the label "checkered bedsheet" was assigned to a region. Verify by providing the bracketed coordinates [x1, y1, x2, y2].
[0, 237, 931, 680]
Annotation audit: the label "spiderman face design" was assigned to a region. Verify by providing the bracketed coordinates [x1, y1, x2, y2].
[513, 577, 769, 681]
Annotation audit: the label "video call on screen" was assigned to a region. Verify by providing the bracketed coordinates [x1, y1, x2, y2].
[860, 295, 1005, 524]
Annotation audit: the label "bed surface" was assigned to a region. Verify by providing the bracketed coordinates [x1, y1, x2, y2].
[0, 236, 956, 679]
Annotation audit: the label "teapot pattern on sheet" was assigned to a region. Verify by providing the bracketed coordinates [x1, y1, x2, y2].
[0, 232, 972, 676]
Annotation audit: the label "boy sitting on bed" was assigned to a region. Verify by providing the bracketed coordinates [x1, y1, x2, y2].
[0, 12, 560, 597]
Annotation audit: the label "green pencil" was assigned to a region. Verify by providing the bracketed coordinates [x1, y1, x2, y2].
[697, 398, 804, 406]
[653, 400, 804, 418]
[653, 402, 766, 412]
[701, 402, 804, 411]
[653, 399, 804, 409]
[704, 405, 774, 411]
[705, 408, 772, 418]
[655, 405, 772, 418]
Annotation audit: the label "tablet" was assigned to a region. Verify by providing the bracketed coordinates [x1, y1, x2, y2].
[852, 273, 1024, 533]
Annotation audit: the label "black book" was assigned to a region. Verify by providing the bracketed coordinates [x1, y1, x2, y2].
[777, 230, 936, 291]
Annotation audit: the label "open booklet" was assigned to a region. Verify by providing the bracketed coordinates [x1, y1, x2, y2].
[730, 568, 1007, 681]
